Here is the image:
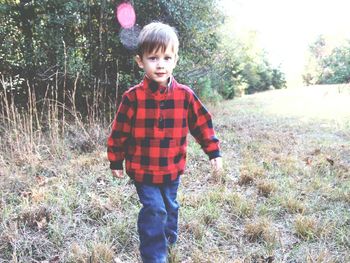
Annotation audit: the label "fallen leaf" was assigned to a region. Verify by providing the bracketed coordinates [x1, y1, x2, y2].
[265, 255, 275, 263]
[36, 217, 47, 230]
[49, 255, 60, 263]
[304, 157, 312, 165]
[20, 191, 32, 198]
[326, 157, 334, 166]
[36, 175, 48, 186]
[310, 149, 321, 155]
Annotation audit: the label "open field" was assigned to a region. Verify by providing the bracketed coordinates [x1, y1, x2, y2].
[1, 85, 349, 262]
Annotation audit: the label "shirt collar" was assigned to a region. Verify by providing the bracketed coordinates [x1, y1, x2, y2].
[142, 75, 173, 94]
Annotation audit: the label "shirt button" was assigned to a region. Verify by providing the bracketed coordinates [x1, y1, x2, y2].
[160, 102, 165, 108]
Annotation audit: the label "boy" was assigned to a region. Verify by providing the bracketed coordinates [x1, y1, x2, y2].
[107, 22, 222, 263]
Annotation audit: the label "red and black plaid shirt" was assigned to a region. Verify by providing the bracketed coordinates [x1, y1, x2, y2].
[107, 76, 221, 184]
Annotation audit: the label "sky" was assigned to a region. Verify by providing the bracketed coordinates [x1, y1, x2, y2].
[221, 0, 350, 85]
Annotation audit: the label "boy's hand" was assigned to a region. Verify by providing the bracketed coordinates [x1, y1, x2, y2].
[111, 170, 124, 179]
[210, 157, 223, 171]
[210, 157, 224, 183]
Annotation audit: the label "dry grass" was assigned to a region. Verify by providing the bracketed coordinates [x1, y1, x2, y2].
[256, 179, 277, 197]
[294, 215, 319, 240]
[282, 195, 306, 214]
[244, 217, 276, 243]
[1, 83, 350, 262]
[238, 164, 265, 185]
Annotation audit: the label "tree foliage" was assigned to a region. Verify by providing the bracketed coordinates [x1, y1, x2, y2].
[303, 35, 350, 85]
[203, 29, 286, 99]
[0, 0, 287, 112]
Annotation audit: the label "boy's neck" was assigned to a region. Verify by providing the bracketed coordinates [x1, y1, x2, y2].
[146, 75, 172, 93]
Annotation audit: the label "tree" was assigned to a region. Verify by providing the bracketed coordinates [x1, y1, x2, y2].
[302, 35, 328, 85]
[320, 41, 350, 84]
[303, 35, 350, 85]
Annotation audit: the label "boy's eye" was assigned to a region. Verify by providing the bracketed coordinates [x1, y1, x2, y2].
[165, 56, 172, 61]
[148, 57, 157, 61]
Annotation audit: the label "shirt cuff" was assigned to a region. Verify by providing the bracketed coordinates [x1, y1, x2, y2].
[208, 150, 222, 160]
[110, 161, 123, 170]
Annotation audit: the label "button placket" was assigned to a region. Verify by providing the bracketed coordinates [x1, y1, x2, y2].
[158, 93, 167, 130]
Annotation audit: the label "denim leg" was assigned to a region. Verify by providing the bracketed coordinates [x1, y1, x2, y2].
[161, 177, 180, 245]
[135, 183, 167, 263]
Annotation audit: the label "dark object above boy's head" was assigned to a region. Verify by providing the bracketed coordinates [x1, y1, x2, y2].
[137, 22, 179, 57]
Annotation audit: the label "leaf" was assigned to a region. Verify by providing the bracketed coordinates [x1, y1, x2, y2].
[49, 255, 60, 263]
[36, 175, 48, 186]
[310, 149, 321, 155]
[20, 191, 32, 198]
[304, 157, 312, 165]
[326, 157, 334, 166]
[35, 216, 47, 230]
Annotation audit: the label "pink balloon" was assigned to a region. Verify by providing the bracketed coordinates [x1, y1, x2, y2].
[116, 2, 136, 29]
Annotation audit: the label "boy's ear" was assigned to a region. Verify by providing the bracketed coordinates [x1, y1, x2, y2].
[135, 55, 144, 69]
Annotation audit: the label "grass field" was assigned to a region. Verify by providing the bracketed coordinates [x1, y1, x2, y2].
[0, 85, 349, 262]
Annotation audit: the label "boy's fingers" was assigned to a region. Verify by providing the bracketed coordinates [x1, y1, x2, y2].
[111, 170, 124, 178]
[211, 157, 223, 170]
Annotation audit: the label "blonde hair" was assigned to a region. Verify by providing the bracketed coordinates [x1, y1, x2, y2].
[137, 22, 179, 56]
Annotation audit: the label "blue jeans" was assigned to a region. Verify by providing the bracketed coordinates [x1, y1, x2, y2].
[135, 177, 180, 263]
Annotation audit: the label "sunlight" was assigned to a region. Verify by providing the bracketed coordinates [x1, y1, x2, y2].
[221, 0, 350, 86]
[253, 84, 350, 124]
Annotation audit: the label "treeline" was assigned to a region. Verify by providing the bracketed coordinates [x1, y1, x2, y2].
[303, 35, 350, 85]
[0, 0, 286, 113]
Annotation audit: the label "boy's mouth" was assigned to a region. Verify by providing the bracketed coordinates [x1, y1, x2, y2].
[155, 73, 166, 77]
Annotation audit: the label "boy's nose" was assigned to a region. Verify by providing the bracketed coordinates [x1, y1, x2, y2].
[157, 59, 165, 68]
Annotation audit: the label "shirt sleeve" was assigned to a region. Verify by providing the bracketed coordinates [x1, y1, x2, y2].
[188, 92, 221, 160]
[107, 92, 135, 169]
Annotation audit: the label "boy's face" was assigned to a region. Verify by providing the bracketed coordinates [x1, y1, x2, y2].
[136, 44, 178, 87]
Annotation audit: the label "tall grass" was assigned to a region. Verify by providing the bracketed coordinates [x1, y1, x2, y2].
[0, 74, 114, 164]
[0, 73, 121, 262]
